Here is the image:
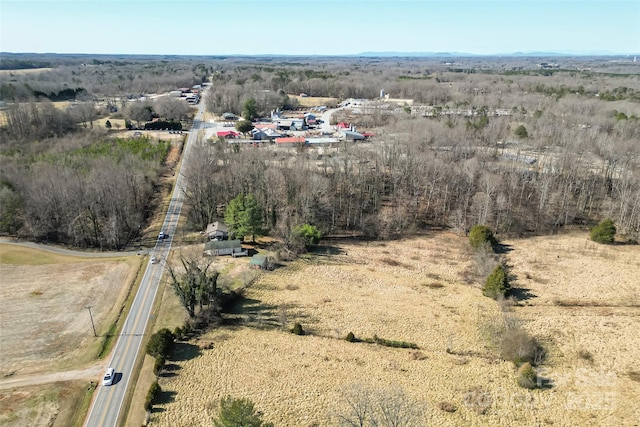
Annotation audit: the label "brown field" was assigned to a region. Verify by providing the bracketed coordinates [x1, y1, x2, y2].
[0, 244, 141, 427]
[150, 232, 640, 426]
[290, 95, 339, 107]
[0, 68, 53, 76]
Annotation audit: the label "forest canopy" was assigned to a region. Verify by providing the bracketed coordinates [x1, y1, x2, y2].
[1, 54, 639, 248]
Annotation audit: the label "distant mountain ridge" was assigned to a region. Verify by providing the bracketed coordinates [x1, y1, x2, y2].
[356, 51, 639, 57]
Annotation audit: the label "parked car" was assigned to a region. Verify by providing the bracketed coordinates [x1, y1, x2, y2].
[102, 367, 115, 386]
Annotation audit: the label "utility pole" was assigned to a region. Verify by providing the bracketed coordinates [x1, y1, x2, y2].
[86, 306, 97, 337]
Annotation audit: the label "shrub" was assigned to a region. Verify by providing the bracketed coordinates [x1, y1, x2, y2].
[146, 328, 175, 359]
[438, 401, 457, 413]
[373, 335, 419, 349]
[293, 223, 322, 247]
[517, 362, 538, 389]
[590, 218, 616, 244]
[173, 326, 183, 341]
[213, 396, 274, 427]
[577, 349, 594, 363]
[500, 329, 545, 366]
[469, 225, 497, 250]
[462, 386, 492, 415]
[345, 332, 356, 342]
[514, 124, 528, 138]
[144, 381, 161, 411]
[291, 323, 304, 335]
[144, 120, 182, 131]
[153, 356, 165, 376]
[483, 265, 510, 299]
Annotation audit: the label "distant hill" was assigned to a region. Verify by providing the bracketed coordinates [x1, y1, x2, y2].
[356, 51, 638, 57]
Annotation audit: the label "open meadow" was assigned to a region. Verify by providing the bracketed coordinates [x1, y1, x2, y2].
[151, 232, 640, 426]
[0, 243, 141, 427]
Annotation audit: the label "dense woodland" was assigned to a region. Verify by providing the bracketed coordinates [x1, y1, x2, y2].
[0, 54, 639, 248]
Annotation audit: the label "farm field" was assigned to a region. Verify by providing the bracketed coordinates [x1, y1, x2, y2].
[290, 94, 339, 107]
[0, 244, 141, 427]
[151, 232, 640, 426]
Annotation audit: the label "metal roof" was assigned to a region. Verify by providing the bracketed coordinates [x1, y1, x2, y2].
[205, 239, 242, 250]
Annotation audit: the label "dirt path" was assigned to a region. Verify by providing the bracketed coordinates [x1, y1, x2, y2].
[0, 238, 141, 257]
[0, 363, 106, 390]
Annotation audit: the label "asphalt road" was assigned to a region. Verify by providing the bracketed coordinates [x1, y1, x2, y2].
[83, 88, 209, 427]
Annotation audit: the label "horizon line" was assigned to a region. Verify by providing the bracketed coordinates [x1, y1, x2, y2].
[2, 51, 639, 58]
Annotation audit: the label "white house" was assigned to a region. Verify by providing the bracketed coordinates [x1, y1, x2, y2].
[205, 221, 229, 240]
[204, 239, 243, 256]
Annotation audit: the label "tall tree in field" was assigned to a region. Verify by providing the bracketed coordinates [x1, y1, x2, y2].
[167, 256, 220, 318]
[225, 193, 262, 242]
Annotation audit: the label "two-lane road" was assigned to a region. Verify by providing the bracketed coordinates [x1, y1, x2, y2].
[84, 87, 208, 427]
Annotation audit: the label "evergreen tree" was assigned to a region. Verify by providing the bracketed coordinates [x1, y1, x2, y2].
[483, 265, 510, 299]
[590, 218, 616, 244]
[242, 98, 259, 121]
[225, 193, 262, 242]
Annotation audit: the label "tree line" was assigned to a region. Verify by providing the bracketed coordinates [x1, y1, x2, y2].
[1, 56, 638, 248]
[0, 135, 170, 248]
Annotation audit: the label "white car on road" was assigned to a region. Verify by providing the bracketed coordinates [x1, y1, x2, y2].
[102, 367, 115, 386]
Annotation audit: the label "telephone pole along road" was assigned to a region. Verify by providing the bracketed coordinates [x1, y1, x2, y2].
[84, 86, 209, 427]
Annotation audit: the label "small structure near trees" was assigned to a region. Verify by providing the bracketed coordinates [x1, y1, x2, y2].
[249, 254, 270, 270]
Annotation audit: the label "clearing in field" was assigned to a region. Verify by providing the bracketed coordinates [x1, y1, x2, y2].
[150, 232, 640, 427]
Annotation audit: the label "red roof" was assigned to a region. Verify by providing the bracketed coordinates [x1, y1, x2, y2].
[217, 130, 239, 138]
[337, 122, 350, 129]
[275, 137, 306, 144]
[361, 132, 374, 137]
[254, 123, 276, 130]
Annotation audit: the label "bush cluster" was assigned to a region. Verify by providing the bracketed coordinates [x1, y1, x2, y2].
[213, 396, 274, 427]
[483, 265, 510, 299]
[469, 225, 498, 250]
[153, 356, 166, 376]
[146, 328, 175, 359]
[144, 120, 182, 130]
[370, 335, 419, 349]
[500, 329, 545, 366]
[516, 362, 538, 389]
[144, 381, 161, 412]
[590, 218, 616, 244]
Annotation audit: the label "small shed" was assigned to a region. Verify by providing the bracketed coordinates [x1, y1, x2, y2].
[249, 254, 269, 270]
[204, 239, 243, 256]
[205, 221, 229, 240]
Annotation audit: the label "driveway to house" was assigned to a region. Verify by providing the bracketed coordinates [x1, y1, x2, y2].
[320, 107, 342, 133]
[83, 85, 210, 427]
[0, 363, 105, 390]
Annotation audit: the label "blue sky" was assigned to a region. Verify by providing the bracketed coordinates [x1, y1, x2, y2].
[1, 1, 639, 55]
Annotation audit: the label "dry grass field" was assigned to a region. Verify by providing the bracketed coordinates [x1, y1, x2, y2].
[150, 232, 640, 426]
[290, 95, 339, 108]
[0, 244, 141, 427]
[0, 68, 53, 76]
